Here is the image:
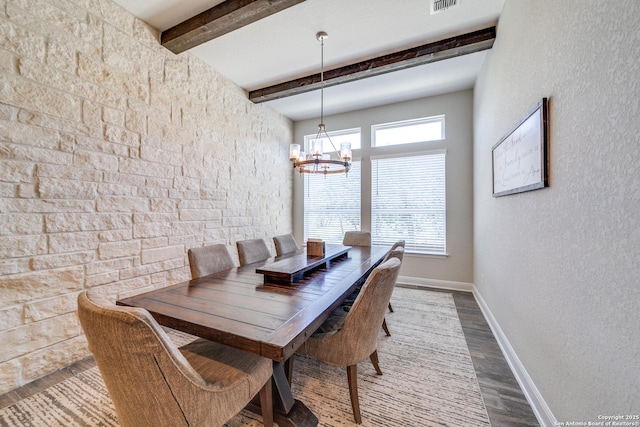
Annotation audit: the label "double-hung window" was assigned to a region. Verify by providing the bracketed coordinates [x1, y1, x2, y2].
[301, 116, 446, 255]
[303, 129, 361, 244]
[371, 152, 446, 254]
[371, 116, 446, 255]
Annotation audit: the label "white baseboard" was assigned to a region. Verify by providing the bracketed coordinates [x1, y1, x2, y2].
[472, 286, 557, 427]
[397, 275, 474, 292]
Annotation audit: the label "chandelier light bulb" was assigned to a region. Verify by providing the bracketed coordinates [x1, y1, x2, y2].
[289, 144, 300, 160]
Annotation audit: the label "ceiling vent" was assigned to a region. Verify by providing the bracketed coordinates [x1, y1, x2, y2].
[430, 0, 460, 15]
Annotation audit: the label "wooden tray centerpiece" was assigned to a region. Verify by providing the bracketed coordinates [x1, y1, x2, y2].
[256, 243, 350, 286]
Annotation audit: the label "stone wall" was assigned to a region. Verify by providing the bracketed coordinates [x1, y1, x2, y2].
[0, 0, 293, 394]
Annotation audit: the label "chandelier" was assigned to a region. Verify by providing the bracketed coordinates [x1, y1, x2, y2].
[289, 32, 352, 175]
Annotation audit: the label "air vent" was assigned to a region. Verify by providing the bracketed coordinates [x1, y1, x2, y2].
[430, 0, 460, 15]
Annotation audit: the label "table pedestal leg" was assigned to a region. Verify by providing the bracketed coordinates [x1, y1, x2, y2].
[247, 361, 318, 427]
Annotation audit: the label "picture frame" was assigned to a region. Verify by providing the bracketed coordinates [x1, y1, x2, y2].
[492, 98, 549, 197]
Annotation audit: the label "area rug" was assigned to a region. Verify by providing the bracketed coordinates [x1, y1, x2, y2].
[0, 288, 490, 426]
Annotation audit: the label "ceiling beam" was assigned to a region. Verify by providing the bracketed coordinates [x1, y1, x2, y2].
[249, 26, 496, 103]
[161, 0, 306, 54]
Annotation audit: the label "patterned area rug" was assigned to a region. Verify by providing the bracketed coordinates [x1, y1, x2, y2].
[0, 288, 490, 427]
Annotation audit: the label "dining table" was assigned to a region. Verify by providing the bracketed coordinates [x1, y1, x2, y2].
[117, 243, 390, 427]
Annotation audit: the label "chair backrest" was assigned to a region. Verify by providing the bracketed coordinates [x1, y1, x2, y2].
[307, 257, 401, 366]
[188, 244, 235, 279]
[236, 238, 271, 265]
[77, 291, 213, 427]
[384, 246, 405, 262]
[390, 240, 405, 251]
[342, 231, 371, 247]
[273, 234, 300, 256]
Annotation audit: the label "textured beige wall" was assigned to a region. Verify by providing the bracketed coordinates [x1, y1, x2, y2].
[0, 0, 292, 394]
[474, 0, 640, 422]
[293, 90, 474, 284]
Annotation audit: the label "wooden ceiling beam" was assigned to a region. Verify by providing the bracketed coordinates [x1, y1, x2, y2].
[249, 26, 496, 103]
[161, 0, 306, 54]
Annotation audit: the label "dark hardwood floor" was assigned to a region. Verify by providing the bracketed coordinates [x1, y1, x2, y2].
[0, 286, 540, 426]
[450, 289, 540, 426]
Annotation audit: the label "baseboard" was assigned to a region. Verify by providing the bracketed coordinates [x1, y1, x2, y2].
[396, 275, 474, 292]
[472, 286, 557, 427]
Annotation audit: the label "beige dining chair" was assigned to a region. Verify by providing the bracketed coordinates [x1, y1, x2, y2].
[385, 245, 404, 263]
[236, 238, 271, 266]
[77, 291, 273, 427]
[341, 233, 402, 336]
[273, 234, 300, 256]
[342, 231, 371, 247]
[294, 257, 401, 424]
[188, 244, 235, 279]
[390, 239, 405, 252]
[385, 241, 405, 315]
[380, 245, 405, 336]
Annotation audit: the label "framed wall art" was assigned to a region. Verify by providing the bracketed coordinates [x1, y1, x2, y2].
[492, 98, 549, 197]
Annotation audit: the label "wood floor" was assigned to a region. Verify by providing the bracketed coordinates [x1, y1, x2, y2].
[0, 286, 540, 426]
[450, 289, 540, 426]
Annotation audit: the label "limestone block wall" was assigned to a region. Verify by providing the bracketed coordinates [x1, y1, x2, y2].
[0, 0, 293, 394]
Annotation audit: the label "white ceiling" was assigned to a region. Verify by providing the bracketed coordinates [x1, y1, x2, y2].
[112, 0, 504, 121]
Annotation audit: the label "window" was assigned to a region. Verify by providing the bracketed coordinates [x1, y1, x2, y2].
[372, 116, 444, 147]
[300, 115, 447, 255]
[303, 127, 361, 153]
[371, 152, 446, 255]
[304, 161, 361, 244]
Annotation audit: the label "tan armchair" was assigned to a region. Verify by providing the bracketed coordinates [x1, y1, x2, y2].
[77, 291, 273, 427]
[342, 231, 371, 247]
[390, 239, 405, 251]
[273, 234, 300, 256]
[188, 244, 235, 279]
[294, 257, 401, 424]
[339, 237, 404, 336]
[381, 245, 405, 335]
[385, 245, 405, 263]
[236, 238, 271, 266]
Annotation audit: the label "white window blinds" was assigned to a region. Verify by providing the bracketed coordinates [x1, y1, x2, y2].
[371, 152, 446, 255]
[303, 161, 361, 244]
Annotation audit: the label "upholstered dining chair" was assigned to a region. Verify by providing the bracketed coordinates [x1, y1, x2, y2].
[385, 240, 405, 315]
[342, 231, 371, 247]
[77, 291, 273, 427]
[188, 244, 235, 279]
[236, 238, 271, 266]
[390, 239, 405, 252]
[294, 257, 401, 424]
[340, 233, 401, 336]
[273, 234, 300, 256]
[380, 245, 405, 336]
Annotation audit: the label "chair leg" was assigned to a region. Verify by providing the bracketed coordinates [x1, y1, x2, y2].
[382, 317, 391, 336]
[369, 350, 383, 375]
[259, 378, 273, 427]
[346, 365, 362, 424]
[388, 302, 394, 312]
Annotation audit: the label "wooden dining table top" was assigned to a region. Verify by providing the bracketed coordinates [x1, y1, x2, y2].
[117, 244, 390, 363]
